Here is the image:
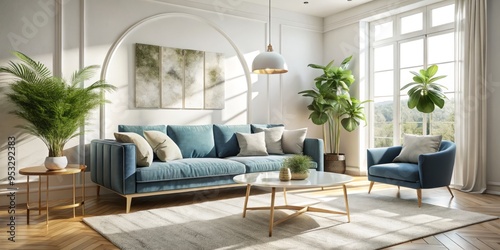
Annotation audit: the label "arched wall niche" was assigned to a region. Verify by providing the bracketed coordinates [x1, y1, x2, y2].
[99, 12, 252, 138]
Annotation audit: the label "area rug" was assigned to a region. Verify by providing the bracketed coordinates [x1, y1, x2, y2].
[83, 192, 496, 250]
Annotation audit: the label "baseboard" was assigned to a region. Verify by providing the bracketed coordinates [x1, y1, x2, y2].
[345, 166, 366, 176]
[486, 181, 500, 195]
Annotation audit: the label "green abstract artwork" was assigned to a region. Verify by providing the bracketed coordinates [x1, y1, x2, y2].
[135, 43, 225, 109]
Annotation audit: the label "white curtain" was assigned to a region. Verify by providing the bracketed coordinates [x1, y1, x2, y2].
[454, 0, 487, 192]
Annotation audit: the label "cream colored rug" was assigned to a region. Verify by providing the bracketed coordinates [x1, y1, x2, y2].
[83, 192, 496, 250]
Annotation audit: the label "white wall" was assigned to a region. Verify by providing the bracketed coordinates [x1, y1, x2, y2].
[486, 0, 500, 194]
[0, 0, 323, 205]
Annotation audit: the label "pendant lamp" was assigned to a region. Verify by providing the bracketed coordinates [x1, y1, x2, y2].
[252, 0, 288, 74]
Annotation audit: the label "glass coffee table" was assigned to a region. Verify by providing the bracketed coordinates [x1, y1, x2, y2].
[233, 170, 353, 237]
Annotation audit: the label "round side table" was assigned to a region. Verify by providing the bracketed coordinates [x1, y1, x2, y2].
[19, 164, 86, 225]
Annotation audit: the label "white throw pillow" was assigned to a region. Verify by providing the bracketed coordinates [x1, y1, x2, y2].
[143, 131, 182, 162]
[236, 132, 268, 156]
[114, 132, 154, 167]
[393, 134, 442, 163]
[282, 128, 307, 154]
[254, 126, 284, 154]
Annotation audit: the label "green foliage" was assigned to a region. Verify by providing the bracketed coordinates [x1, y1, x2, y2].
[373, 99, 455, 147]
[400, 64, 447, 113]
[1, 51, 116, 157]
[283, 155, 312, 174]
[299, 55, 370, 153]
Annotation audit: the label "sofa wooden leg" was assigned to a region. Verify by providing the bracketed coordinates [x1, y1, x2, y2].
[368, 181, 374, 194]
[417, 189, 422, 207]
[126, 196, 132, 213]
[447, 186, 454, 198]
[96, 185, 100, 196]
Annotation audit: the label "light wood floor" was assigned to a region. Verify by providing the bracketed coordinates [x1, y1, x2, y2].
[1, 177, 499, 250]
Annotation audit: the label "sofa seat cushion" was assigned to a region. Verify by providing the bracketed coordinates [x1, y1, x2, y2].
[136, 158, 246, 183]
[368, 163, 420, 182]
[227, 155, 317, 173]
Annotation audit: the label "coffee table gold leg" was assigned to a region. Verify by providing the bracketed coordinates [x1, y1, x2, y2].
[243, 184, 251, 218]
[26, 176, 30, 225]
[269, 187, 276, 237]
[343, 184, 350, 223]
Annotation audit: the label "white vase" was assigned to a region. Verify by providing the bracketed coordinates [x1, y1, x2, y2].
[44, 156, 68, 171]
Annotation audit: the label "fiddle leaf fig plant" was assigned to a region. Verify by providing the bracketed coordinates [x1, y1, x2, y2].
[401, 64, 447, 113]
[299, 55, 370, 154]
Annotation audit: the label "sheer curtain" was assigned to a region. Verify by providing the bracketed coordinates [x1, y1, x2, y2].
[454, 0, 487, 192]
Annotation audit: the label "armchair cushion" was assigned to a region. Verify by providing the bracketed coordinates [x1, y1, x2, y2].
[393, 134, 442, 163]
[368, 162, 419, 182]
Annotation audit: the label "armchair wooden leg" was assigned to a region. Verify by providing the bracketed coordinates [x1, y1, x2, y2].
[417, 189, 422, 207]
[368, 181, 374, 194]
[447, 186, 454, 198]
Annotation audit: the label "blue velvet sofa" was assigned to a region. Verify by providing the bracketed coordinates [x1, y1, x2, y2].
[90, 124, 324, 212]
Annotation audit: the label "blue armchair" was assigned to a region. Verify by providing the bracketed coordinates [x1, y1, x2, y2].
[366, 140, 456, 207]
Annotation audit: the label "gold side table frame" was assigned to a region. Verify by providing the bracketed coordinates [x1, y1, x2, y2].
[19, 164, 86, 225]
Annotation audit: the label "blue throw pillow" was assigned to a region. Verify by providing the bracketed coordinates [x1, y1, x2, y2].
[118, 125, 167, 137]
[213, 124, 251, 158]
[167, 125, 216, 158]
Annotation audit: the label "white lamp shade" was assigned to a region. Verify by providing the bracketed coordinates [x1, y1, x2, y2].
[252, 51, 288, 74]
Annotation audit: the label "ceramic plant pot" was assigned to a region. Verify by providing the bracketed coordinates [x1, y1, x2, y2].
[291, 171, 309, 180]
[44, 156, 68, 171]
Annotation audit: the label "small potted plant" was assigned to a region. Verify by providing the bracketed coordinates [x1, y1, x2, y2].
[282, 155, 313, 180]
[1, 51, 116, 170]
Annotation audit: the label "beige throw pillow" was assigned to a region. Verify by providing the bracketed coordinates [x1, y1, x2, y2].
[236, 132, 268, 156]
[254, 126, 284, 154]
[114, 132, 154, 167]
[282, 128, 307, 154]
[393, 134, 442, 163]
[143, 131, 183, 162]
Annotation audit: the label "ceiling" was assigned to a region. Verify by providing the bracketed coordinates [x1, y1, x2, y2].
[245, 0, 374, 18]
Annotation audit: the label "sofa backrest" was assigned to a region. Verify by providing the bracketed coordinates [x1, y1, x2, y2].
[213, 124, 251, 158]
[117, 123, 285, 159]
[167, 125, 217, 158]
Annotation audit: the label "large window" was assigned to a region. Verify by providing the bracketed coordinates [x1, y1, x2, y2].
[369, 1, 456, 148]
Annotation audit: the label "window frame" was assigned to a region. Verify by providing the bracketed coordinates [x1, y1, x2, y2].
[368, 0, 456, 148]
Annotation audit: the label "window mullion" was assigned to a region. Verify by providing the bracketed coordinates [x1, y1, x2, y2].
[394, 41, 401, 146]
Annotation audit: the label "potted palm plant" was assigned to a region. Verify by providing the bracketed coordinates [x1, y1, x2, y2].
[401, 64, 447, 134]
[1, 51, 115, 170]
[282, 155, 313, 180]
[299, 55, 369, 173]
